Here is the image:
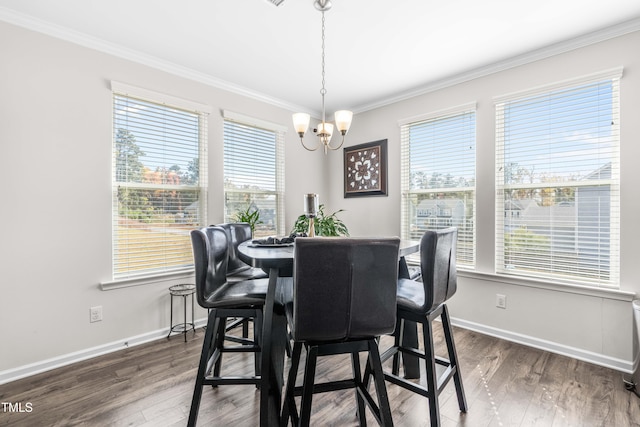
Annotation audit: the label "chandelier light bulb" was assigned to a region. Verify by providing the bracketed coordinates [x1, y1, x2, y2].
[334, 110, 353, 134]
[292, 113, 311, 137]
[317, 122, 333, 139]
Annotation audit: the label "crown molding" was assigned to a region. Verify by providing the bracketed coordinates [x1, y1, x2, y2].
[353, 17, 640, 114]
[1, 6, 638, 116]
[0, 6, 309, 114]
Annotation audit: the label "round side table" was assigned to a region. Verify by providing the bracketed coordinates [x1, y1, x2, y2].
[168, 284, 196, 342]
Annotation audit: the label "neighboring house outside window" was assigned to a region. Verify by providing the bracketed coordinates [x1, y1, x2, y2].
[111, 82, 209, 281]
[223, 111, 286, 238]
[495, 69, 621, 288]
[400, 104, 477, 268]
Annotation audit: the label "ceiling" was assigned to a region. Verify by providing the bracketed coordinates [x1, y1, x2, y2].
[1, 0, 639, 116]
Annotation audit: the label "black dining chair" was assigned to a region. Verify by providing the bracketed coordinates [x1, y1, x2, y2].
[280, 237, 400, 427]
[379, 227, 467, 427]
[188, 226, 272, 427]
[216, 222, 268, 338]
[217, 222, 269, 282]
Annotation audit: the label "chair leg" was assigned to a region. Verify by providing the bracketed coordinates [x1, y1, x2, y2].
[391, 318, 403, 376]
[213, 316, 226, 378]
[351, 351, 367, 426]
[361, 336, 379, 389]
[281, 341, 303, 427]
[254, 309, 263, 378]
[441, 305, 467, 412]
[188, 311, 218, 427]
[242, 318, 249, 338]
[299, 344, 318, 427]
[224, 316, 250, 338]
[422, 319, 441, 427]
[368, 339, 394, 427]
[285, 326, 293, 358]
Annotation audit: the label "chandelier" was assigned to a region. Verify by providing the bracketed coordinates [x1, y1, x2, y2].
[292, 0, 353, 154]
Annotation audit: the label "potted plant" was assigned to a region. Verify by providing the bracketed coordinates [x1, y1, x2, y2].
[291, 204, 349, 237]
[233, 205, 263, 233]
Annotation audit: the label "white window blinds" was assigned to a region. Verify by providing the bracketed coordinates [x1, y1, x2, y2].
[400, 104, 476, 267]
[112, 83, 209, 280]
[223, 111, 285, 237]
[495, 69, 621, 287]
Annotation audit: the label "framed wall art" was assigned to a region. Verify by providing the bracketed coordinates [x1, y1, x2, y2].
[343, 139, 388, 198]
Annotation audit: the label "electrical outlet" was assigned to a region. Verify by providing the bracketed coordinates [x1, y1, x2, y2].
[90, 306, 103, 323]
[496, 294, 507, 309]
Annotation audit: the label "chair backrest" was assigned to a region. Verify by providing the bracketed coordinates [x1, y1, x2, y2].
[190, 226, 229, 308]
[291, 237, 400, 342]
[419, 227, 458, 313]
[216, 223, 252, 274]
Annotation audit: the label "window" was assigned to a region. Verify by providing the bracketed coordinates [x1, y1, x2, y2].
[400, 104, 476, 268]
[223, 111, 285, 238]
[111, 82, 209, 280]
[495, 69, 621, 287]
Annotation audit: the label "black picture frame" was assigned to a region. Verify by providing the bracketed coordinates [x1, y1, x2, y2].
[343, 139, 388, 198]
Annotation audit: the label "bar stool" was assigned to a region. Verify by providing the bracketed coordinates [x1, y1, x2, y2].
[216, 222, 268, 282]
[167, 284, 196, 342]
[280, 237, 400, 426]
[216, 222, 268, 339]
[380, 228, 467, 427]
[188, 226, 275, 427]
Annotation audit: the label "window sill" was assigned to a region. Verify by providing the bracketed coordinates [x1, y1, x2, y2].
[457, 269, 635, 302]
[100, 269, 195, 291]
[405, 260, 634, 301]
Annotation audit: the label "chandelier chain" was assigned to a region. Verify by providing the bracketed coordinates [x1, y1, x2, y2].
[320, 11, 327, 124]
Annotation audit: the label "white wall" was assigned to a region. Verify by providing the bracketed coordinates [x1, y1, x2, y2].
[2, 19, 639, 383]
[0, 20, 330, 379]
[328, 30, 640, 370]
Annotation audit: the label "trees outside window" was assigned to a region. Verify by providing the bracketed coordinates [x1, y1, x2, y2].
[400, 106, 476, 268]
[112, 87, 208, 280]
[223, 115, 285, 238]
[495, 70, 621, 287]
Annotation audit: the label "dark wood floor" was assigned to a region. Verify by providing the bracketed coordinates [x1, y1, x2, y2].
[1, 323, 639, 426]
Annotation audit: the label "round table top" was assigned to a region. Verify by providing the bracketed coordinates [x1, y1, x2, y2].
[237, 240, 295, 270]
[237, 238, 420, 270]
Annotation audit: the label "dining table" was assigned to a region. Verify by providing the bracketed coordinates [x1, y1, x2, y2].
[237, 238, 421, 427]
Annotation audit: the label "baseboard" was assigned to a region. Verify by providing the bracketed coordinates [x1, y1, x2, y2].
[450, 316, 634, 374]
[0, 317, 208, 385]
[2, 316, 633, 385]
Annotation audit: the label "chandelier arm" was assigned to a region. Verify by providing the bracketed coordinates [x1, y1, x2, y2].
[325, 134, 345, 151]
[300, 136, 320, 151]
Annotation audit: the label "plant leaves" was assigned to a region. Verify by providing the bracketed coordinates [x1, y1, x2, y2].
[289, 204, 349, 236]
